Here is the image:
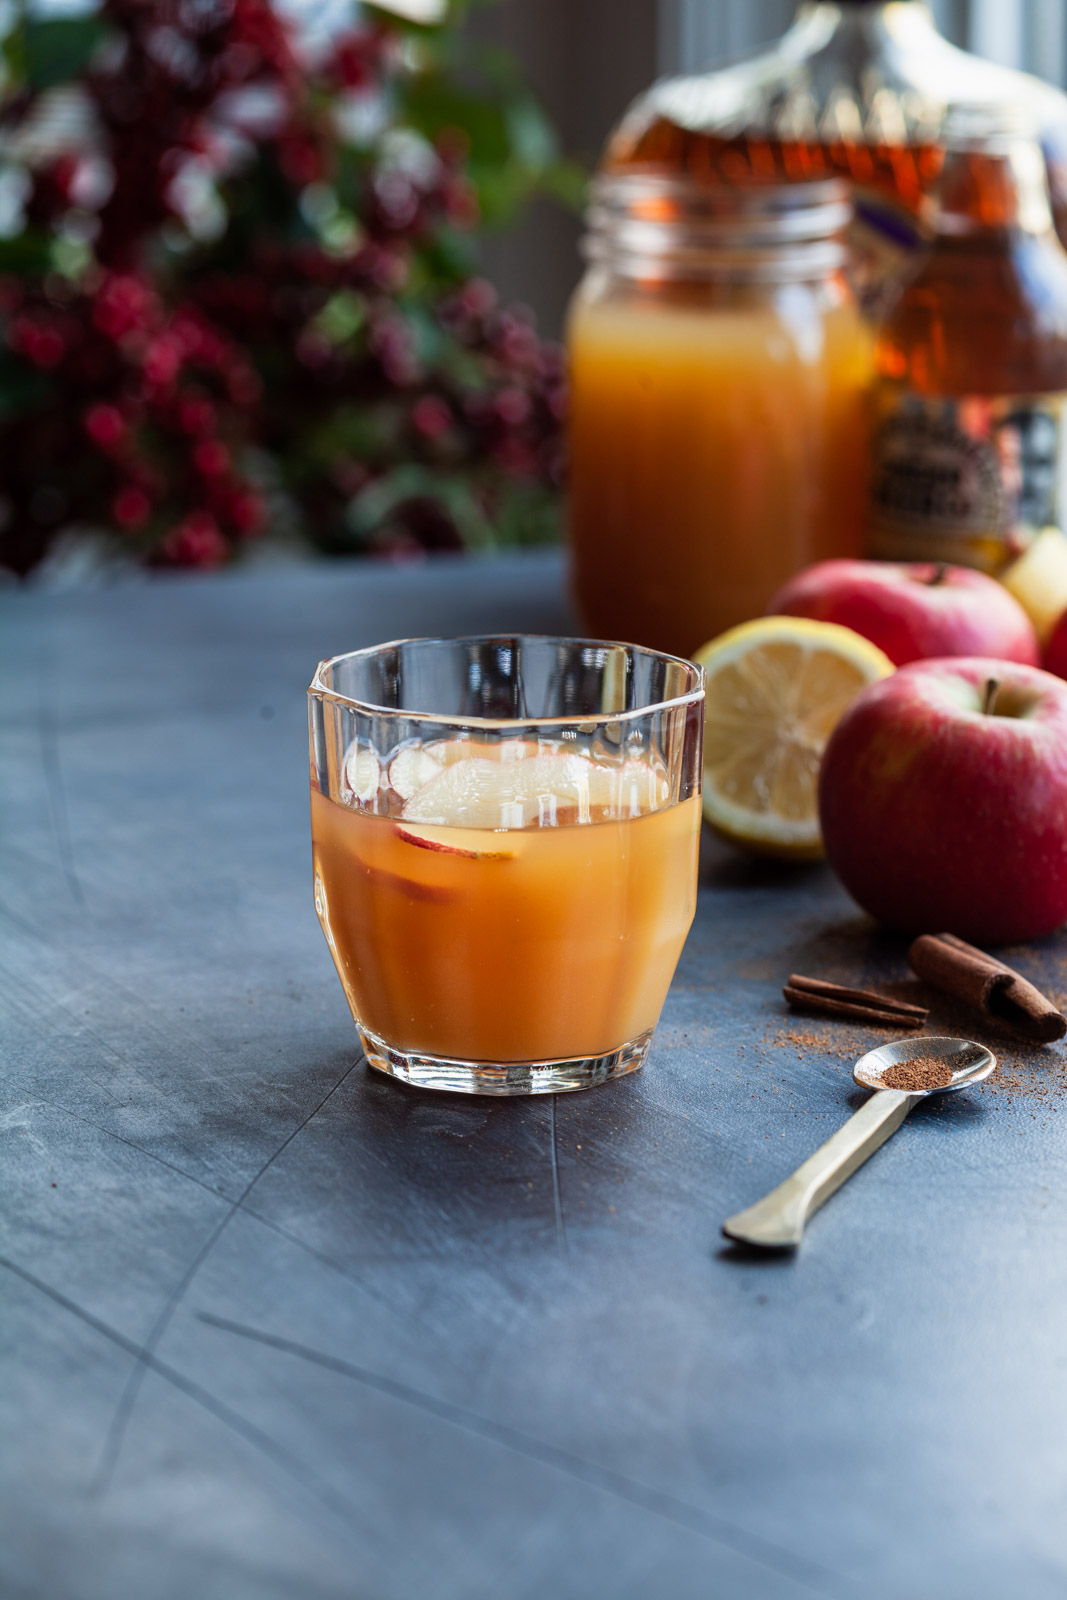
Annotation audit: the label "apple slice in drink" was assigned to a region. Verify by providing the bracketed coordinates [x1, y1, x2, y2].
[342, 741, 381, 805]
[389, 742, 446, 800]
[388, 737, 488, 800]
[394, 822, 517, 860]
[355, 853, 457, 901]
[400, 746, 669, 831]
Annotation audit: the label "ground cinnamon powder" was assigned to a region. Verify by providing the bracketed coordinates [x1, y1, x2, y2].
[880, 1056, 954, 1092]
[771, 1013, 1067, 1104]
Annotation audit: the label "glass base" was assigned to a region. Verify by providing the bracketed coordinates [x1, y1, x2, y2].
[357, 1026, 653, 1096]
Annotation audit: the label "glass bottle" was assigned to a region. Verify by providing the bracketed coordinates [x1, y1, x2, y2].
[605, 0, 1067, 310]
[568, 177, 873, 656]
[867, 109, 1067, 570]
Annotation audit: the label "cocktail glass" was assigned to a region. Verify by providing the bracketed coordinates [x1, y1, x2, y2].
[308, 635, 704, 1095]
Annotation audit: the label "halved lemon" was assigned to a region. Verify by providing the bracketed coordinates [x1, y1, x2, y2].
[692, 616, 893, 860]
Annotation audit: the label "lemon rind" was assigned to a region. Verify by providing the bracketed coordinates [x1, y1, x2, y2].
[693, 616, 893, 855]
[692, 615, 895, 680]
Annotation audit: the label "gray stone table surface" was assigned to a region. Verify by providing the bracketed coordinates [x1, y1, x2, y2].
[3, 550, 1067, 1600]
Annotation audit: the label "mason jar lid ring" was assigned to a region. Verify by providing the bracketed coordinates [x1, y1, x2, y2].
[583, 173, 852, 281]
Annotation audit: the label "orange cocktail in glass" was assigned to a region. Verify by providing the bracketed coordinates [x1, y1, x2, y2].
[308, 638, 704, 1095]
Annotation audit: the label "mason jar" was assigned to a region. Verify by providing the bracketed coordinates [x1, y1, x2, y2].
[567, 175, 874, 657]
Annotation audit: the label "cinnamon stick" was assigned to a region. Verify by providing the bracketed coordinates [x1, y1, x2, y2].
[783, 974, 928, 1029]
[908, 933, 1066, 1044]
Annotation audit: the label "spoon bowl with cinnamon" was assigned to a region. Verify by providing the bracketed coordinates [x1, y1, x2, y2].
[852, 1035, 995, 1095]
[722, 1036, 996, 1250]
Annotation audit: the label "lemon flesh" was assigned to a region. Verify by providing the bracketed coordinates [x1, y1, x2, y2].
[693, 617, 894, 859]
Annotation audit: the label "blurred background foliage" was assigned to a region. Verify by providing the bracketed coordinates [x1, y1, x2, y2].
[0, 0, 581, 575]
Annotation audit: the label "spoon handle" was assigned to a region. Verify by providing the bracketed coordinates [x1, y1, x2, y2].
[722, 1089, 916, 1249]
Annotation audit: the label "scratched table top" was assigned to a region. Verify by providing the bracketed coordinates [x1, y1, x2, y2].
[3, 550, 1067, 1600]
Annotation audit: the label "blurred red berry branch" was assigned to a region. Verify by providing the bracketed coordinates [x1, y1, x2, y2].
[0, 0, 578, 573]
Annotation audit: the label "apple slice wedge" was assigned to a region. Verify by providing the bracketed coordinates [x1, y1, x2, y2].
[389, 743, 446, 800]
[343, 741, 381, 804]
[395, 822, 517, 861]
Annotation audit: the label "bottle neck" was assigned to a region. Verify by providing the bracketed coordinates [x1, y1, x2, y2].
[583, 175, 852, 284]
[783, 0, 940, 59]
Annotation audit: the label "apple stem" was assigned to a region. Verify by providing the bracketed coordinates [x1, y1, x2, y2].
[982, 676, 1001, 716]
[928, 563, 948, 586]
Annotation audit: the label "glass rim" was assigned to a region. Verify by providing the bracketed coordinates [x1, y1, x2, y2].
[308, 633, 705, 730]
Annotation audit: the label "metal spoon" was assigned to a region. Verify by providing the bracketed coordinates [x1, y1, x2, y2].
[722, 1036, 995, 1250]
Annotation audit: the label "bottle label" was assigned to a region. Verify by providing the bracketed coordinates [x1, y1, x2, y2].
[867, 389, 1067, 571]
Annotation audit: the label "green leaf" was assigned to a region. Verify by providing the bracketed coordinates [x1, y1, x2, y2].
[398, 299, 448, 369]
[410, 225, 477, 289]
[347, 464, 495, 547]
[19, 16, 109, 90]
[0, 230, 53, 275]
[399, 74, 513, 168]
[541, 159, 589, 212]
[395, 46, 586, 228]
[313, 290, 367, 345]
[297, 402, 401, 470]
[481, 477, 562, 547]
[503, 94, 558, 174]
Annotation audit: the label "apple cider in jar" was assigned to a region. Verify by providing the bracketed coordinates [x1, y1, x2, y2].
[568, 177, 874, 658]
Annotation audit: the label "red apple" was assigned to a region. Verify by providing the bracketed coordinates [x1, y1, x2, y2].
[818, 657, 1067, 944]
[768, 559, 1039, 668]
[1046, 608, 1067, 681]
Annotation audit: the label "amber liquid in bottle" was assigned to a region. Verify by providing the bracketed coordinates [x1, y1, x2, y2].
[868, 140, 1067, 570]
[606, 117, 944, 217]
[602, 0, 1067, 275]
